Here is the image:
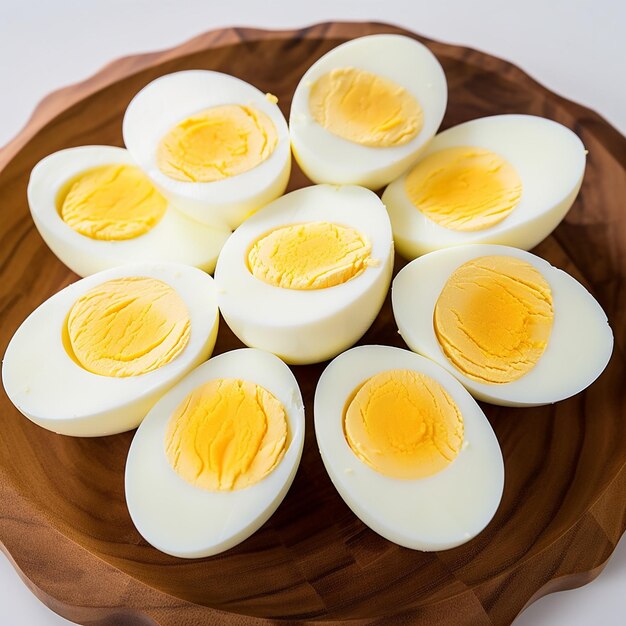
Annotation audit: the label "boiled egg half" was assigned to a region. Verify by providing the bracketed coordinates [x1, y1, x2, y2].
[315, 345, 504, 551]
[123, 70, 291, 230]
[2, 263, 218, 436]
[392, 245, 613, 406]
[28, 145, 230, 277]
[125, 348, 304, 558]
[290, 34, 447, 189]
[382, 115, 586, 259]
[215, 184, 394, 364]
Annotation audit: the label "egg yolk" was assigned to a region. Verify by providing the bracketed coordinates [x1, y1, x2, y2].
[344, 369, 464, 479]
[164, 378, 289, 491]
[58, 164, 167, 240]
[247, 221, 373, 290]
[309, 67, 423, 147]
[405, 147, 523, 231]
[157, 104, 278, 182]
[66, 277, 190, 377]
[434, 255, 554, 384]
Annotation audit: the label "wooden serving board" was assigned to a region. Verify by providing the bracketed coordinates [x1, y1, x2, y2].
[1, 21, 625, 626]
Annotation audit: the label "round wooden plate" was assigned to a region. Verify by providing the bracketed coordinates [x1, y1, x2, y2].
[1, 21, 625, 626]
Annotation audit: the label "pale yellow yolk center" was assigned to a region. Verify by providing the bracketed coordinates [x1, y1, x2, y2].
[405, 147, 523, 231]
[309, 67, 423, 147]
[59, 164, 167, 240]
[344, 369, 464, 479]
[434, 255, 554, 384]
[164, 378, 289, 491]
[66, 277, 190, 377]
[157, 104, 278, 182]
[247, 221, 373, 290]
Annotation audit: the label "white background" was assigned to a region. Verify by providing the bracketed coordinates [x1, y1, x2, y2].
[0, 1, 624, 624]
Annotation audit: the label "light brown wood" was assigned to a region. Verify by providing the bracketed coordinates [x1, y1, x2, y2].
[1, 21, 625, 626]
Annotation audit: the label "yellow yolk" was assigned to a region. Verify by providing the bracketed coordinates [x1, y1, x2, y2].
[434, 256, 554, 384]
[309, 67, 423, 147]
[59, 164, 167, 240]
[164, 378, 289, 491]
[247, 221, 373, 290]
[157, 104, 278, 182]
[405, 147, 523, 231]
[66, 277, 190, 377]
[344, 369, 464, 479]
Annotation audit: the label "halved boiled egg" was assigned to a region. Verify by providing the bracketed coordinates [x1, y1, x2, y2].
[382, 115, 586, 259]
[125, 348, 304, 558]
[215, 184, 394, 364]
[314, 345, 504, 551]
[290, 34, 447, 189]
[2, 263, 218, 436]
[28, 146, 231, 277]
[392, 245, 613, 406]
[123, 71, 291, 230]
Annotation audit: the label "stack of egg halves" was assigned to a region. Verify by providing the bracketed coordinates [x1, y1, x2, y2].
[3, 35, 613, 559]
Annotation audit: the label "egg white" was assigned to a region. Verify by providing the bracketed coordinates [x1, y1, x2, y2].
[215, 184, 394, 365]
[2, 263, 219, 436]
[125, 348, 305, 558]
[382, 115, 586, 259]
[28, 146, 231, 277]
[314, 345, 504, 551]
[123, 71, 291, 230]
[392, 245, 614, 406]
[290, 34, 447, 189]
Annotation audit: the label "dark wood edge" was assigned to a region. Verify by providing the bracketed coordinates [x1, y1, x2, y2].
[0, 20, 625, 626]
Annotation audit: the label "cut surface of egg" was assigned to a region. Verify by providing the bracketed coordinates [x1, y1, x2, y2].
[392, 245, 613, 406]
[215, 184, 394, 364]
[28, 146, 231, 277]
[290, 34, 447, 189]
[125, 348, 305, 558]
[2, 263, 219, 436]
[123, 71, 291, 230]
[382, 115, 586, 259]
[314, 345, 504, 551]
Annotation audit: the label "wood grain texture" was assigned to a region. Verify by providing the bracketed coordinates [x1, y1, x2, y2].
[1, 21, 625, 626]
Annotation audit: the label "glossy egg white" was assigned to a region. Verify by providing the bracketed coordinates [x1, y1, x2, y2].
[2, 263, 219, 436]
[28, 146, 231, 277]
[392, 245, 613, 406]
[123, 71, 291, 230]
[314, 345, 504, 551]
[290, 34, 447, 189]
[125, 348, 305, 558]
[215, 184, 394, 365]
[382, 115, 586, 259]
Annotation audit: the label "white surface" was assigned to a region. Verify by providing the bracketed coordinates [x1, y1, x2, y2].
[0, 0, 624, 624]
